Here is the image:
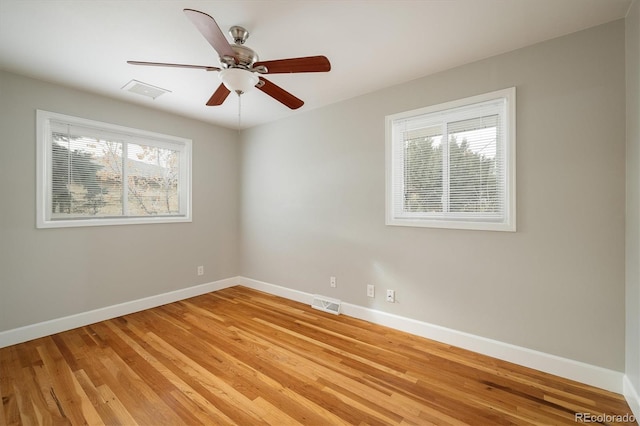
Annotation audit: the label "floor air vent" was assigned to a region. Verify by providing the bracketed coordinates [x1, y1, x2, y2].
[311, 295, 341, 315]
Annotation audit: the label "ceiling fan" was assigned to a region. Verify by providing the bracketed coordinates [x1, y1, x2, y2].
[128, 8, 331, 110]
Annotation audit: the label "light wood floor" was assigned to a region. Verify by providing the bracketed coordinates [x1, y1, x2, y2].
[0, 286, 635, 425]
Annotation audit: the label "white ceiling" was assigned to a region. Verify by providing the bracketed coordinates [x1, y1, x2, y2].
[0, 0, 632, 130]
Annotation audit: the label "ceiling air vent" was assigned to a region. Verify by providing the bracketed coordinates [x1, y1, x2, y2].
[122, 79, 170, 99]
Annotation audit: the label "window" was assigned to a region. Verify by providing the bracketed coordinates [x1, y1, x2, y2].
[37, 110, 192, 228]
[386, 88, 515, 231]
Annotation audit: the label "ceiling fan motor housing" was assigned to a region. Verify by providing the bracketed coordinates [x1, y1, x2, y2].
[230, 44, 259, 68]
[224, 25, 258, 69]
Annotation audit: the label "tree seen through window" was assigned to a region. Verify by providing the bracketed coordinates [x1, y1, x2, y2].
[51, 133, 180, 218]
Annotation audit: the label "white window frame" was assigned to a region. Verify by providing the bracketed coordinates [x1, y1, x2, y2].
[36, 110, 192, 228]
[385, 87, 516, 232]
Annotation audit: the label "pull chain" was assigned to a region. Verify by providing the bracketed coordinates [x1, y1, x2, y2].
[237, 92, 242, 130]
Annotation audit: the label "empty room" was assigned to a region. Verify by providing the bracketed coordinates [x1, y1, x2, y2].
[1, 0, 639, 424]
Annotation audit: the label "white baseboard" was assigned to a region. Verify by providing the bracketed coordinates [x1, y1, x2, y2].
[0, 277, 237, 348]
[1, 276, 626, 397]
[238, 276, 314, 305]
[624, 375, 640, 420]
[238, 276, 624, 394]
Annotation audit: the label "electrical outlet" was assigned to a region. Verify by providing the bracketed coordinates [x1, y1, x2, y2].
[197, 266, 204, 276]
[386, 289, 395, 303]
[330, 276, 337, 288]
[367, 284, 375, 298]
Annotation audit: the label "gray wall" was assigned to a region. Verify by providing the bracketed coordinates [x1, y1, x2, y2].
[0, 17, 629, 376]
[626, 0, 640, 393]
[240, 20, 626, 371]
[0, 70, 241, 331]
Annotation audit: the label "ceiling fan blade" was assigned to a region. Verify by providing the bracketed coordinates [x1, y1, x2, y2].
[183, 9, 236, 60]
[127, 61, 220, 71]
[256, 77, 304, 110]
[206, 83, 231, 106]
[254, 56, 331, 74]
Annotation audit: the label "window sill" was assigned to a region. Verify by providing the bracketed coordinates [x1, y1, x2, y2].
[385, 216, 516, 232]
[36, 215, 192, 229]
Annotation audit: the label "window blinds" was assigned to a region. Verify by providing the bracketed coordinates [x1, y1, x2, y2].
[49, 121, 182, 219]
[389, 95, 511, 227]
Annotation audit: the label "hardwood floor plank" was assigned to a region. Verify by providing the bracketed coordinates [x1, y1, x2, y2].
[21, 364, 58, 426]
[138, 331, 269, 425]
[157, 297, 404, 424]
[104, 320, 240, 425]
[98, 350, 184, 425]
[36, 339, 102, 425]
[221, 326, 391, 425]
[94, 384, 138, 426]
[72, 369, 120, 426]
[0, 381, 5, 426]
[0, 347, 21, 426]
[1, 286, 636, 425]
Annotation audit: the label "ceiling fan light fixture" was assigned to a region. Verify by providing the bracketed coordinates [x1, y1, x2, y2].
[129, 9, 331, 109]
[219, 68, 259, 95]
